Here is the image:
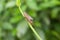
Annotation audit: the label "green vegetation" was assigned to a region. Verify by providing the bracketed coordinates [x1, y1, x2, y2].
[0, 0, 60, 40]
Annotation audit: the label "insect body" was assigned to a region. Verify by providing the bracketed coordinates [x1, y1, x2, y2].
[24, 12, 33, 24]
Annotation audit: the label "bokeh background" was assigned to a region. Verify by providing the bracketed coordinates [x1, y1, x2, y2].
[0, 0, 60, 40]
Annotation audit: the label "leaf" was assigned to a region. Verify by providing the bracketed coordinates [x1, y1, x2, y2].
[21, 5, 27, 11]
[9, 16, 21, 24]
[52, 31, 60, 39]
[16, 0, 21, 6]
[26, 0, 38, 10]
[34, 22, 41, 27]
[54, 24, 60, 33]
[16, 20, 28, 38]
[12, 29, 17, 36]
[43, 17, 50, 25]
[0, 28, 3, 37]
[44, 0, 49, 2]
[2, 22, 13, 30]
[28, 10, 37, 17]
[39, 1, 60, 10]
[5, 1, 16, 8]
[0, 3, 3, 13]
[51, 8, 59, 18]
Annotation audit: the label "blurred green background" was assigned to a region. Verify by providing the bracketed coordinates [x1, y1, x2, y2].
[0, 0, 60, 40]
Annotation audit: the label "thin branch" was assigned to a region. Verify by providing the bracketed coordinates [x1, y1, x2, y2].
[16, 0, 42, 40]
[18, 6, 42, 40]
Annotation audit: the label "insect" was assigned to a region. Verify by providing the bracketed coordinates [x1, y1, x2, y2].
[24, 12, 33, 24]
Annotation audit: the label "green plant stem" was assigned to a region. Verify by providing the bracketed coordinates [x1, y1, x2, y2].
[28, 22, 42, 40]
[18, 6, 42, 40]
[18, 7, 24, 17]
